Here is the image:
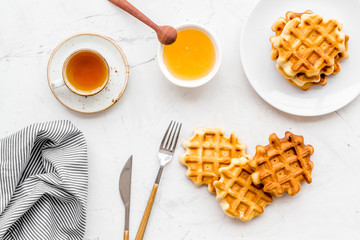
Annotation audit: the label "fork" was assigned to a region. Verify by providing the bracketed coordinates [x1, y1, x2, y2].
[135, 120, 182, 240]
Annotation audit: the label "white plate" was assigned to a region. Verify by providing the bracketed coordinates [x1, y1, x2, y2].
[240, 0, 360, 116]
[47, 33, 129, 113]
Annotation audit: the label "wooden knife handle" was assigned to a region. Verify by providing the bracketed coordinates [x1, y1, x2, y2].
[135, 183, 159, 240]
[108, 0, 159, 31]
[124, 230, 129, 240]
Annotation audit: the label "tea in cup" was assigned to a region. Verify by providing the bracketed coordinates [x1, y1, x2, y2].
[51, 49, 109, 96]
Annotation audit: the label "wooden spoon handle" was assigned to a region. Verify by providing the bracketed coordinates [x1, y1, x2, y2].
[135, 183, 159, 240]
[109, 0, 159, 31]
[124, 230, 129, 240]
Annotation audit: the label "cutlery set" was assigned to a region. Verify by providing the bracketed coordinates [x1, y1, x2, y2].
[119, 121, 182, 240]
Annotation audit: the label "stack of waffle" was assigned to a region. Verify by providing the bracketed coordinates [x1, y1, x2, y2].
[180, 128, 314, 222]
[270, 11, 349, 90]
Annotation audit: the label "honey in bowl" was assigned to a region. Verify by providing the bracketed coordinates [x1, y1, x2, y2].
[163, 29, 216, 80]
[65, 50, 109, 95]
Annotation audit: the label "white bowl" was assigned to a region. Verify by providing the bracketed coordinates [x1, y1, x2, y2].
[157, 23, 222, 88]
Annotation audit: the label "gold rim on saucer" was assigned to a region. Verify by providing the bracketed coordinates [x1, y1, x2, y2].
[47, 33, 129, 114]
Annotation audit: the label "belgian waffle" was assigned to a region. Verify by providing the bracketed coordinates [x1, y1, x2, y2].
[214, 157, 273, 221]
[250, 132, 314, 197]
[270, 11, 349, 90]
[180, 128, 252, 193]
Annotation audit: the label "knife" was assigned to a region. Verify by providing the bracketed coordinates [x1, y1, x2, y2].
[119, 155, 132, 240]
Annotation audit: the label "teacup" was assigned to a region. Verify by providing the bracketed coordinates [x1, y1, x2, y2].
[50, 49, 110, 96]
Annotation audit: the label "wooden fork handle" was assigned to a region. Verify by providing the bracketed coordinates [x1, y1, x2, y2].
[109, 0, 159, 31]
[135, 183, 159, 240]
[124, 230, 129, 240]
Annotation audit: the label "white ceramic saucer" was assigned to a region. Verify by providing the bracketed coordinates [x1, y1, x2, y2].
[241, 0, 360, 116]
[47, 33, 129, 113]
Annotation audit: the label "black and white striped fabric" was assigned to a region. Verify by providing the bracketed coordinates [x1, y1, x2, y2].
[0, 120, 87, 240]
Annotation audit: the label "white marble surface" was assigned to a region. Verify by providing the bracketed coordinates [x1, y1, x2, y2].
[1, 0, 360, 239]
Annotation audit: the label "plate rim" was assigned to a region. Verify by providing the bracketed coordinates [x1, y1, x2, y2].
[47, 32, 129, 114]
[240, 0, 360, 117]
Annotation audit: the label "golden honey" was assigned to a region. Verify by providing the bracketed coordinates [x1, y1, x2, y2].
[163, 29, 216, 80]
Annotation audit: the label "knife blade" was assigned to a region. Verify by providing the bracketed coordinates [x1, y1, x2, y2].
[119, 155, 132, 239]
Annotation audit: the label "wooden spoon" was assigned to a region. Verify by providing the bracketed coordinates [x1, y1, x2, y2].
[109, 0, 177, 45]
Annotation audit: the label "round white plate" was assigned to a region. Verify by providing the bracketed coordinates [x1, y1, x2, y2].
[240, 0, 360, 116]
[47, 33, 129, 113]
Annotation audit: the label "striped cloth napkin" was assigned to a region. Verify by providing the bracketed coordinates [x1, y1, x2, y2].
[0, 120, 87, 240]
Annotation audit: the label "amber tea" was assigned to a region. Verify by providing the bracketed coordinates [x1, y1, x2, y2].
[64, 49, 109, 95]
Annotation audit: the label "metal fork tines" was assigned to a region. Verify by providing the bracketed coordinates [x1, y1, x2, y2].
[160, 120, 182, 153]
[135, 120, 182, 240]
[155, 121, 182, 183]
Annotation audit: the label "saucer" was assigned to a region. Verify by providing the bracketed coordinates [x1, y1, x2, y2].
[47, 33, 129, 113]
